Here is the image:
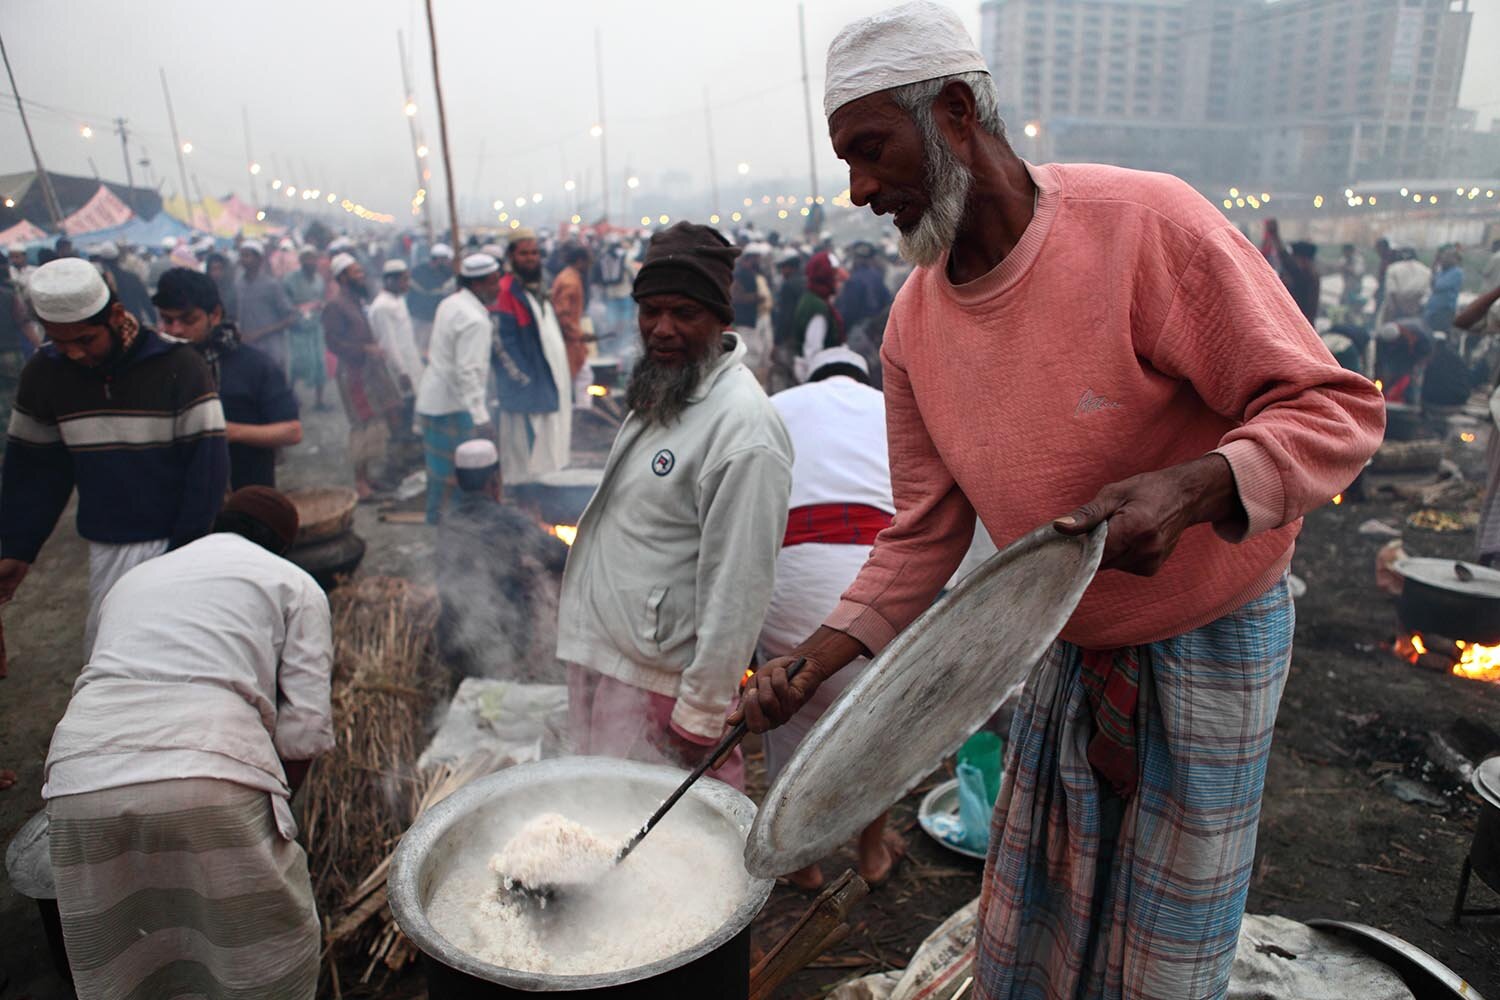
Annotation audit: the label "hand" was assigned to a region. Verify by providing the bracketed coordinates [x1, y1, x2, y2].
[0, 559, 29, 605]
[473, 423, 495, 440]
[729, 627, 867, 733]
[1053, 454, 1239, 576]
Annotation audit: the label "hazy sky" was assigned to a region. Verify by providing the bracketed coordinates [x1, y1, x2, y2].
[2, 0, 1495, 227]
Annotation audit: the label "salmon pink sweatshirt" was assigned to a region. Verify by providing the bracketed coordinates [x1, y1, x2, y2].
[827, 162, 1385, 651]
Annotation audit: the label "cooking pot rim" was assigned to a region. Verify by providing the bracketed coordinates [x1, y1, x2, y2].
[388, 755, 774, 991]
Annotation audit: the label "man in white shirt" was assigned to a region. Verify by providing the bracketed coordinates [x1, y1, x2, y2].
[369, 258, 426, 419]
[558, 223, 792, 790]
[758, 345, 902, 887]
[415, 253, 502, 523]
[43, 486, 333, 1000]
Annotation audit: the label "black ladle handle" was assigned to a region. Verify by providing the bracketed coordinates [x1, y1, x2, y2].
[617, 657, 807, 864]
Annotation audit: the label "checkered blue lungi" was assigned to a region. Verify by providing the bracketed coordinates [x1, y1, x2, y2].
[976, 576, 1294, 1000]
[421, 411, 475, 524]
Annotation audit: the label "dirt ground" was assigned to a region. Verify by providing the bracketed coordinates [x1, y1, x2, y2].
[4, 395, 1500, 1000]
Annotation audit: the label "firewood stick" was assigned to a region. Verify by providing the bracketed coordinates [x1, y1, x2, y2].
[749, 870, 869, 1000]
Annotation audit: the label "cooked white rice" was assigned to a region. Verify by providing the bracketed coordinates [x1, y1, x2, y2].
[426, 808, 750, 976]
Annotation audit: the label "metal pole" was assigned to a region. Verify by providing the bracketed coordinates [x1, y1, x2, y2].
[0, 25, 63, 227]
[703, 87, 720, 219]
[797, 2, 819, 201]
[594, 28, 610, 224]
[159, 68, 195, 226]
[114, 118, 136, 212]
[423, 0, 461, 249]
[242, 105, 259, 210]
[398, 30, 437, 244]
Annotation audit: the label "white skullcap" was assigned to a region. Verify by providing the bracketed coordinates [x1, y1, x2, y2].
[328, 236, 353, 252]
[330, 252, 358, 279]
[479, 243, 505, 259]
[30, 257, 112, 323]
[192, 236, 215, 252]
[1375, 322, 1404, 343]
[460, 253, 500, 278]
[430, 242, 453, 258]
[159, 237, 178, 249]
[90, 242, 119, 261]
[744, 242, 772, 256]
[454, 438, 500, 471]
[239, 238, 265, 256]
[777, 249, 803, 266]
[382, 258, 409, 275]
[824, 1, 988, 119]
[805, 345, 869, 382]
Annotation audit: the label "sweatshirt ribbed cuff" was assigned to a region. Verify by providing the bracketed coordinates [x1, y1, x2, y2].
[825, 599, 899, 657]
[1212, 439, 1285, 541]
[670, 698, 727, 742]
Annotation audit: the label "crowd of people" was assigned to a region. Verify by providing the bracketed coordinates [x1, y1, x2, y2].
[8, 1, 1487, 999]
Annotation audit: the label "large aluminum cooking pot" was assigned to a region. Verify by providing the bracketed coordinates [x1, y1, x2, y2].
[1394, 557, 1500, 644]
[388, 756, 773, 997]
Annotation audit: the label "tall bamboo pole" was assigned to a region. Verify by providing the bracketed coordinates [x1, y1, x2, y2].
[594, 28, 610, 224]
[398, 30, 436, 245]
[159, 68, 195, 223]
[0, 26, 63, 227]
[797, 2, 819, 202]
[423, 0, 460, 249]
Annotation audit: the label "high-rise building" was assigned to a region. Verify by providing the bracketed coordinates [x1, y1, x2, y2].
[977, 0, 1475, 187]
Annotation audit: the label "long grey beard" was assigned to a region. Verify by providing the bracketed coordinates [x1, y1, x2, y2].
[626, 351, 717, 426]
[899, 128, 975, 268]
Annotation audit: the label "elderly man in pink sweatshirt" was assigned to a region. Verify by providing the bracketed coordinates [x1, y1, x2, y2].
[734, 5, 1385, 999]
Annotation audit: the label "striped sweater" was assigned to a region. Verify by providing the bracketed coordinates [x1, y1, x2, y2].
[1, 328, 229, 562]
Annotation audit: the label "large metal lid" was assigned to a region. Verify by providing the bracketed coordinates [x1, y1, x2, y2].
[1394, 558, 1500, 599]
[745, 522, 1106, 877]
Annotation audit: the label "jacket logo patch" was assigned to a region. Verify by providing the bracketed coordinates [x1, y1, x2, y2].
[651, 449, 675, 476]
[1075, 388, 1123, 415]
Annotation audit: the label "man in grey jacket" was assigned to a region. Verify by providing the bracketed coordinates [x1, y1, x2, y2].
[557, 223, 793, 790]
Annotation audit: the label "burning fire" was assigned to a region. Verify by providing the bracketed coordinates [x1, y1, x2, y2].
[1460, 432, 1477, 444]
[1453, 640, 1500, 682]
[1396, 633, 1500, 682]
[587, 384, 609, 397]
[1331, 493, 1344, 506]
[550, 524, 578, 546]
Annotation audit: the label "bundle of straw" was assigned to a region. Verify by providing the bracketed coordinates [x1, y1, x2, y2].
[300, 576, 449, 995]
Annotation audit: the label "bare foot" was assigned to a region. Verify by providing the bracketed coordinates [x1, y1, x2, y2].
[858, 831, 907, 886]
[784, 863, 824, 892]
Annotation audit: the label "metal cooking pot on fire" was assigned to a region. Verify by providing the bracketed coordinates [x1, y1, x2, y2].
[1394, 557, 1500, 645]
[388, 756, 772, 998]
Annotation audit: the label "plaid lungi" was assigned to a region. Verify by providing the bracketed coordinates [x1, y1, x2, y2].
[48, 777, 320, 1000]
[976, 576, 1293, 1000]
[336, 357, 402, 426]
[421, 411, 475, 524]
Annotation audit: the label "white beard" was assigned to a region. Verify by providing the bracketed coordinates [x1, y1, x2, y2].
[897, 129, 975, 269]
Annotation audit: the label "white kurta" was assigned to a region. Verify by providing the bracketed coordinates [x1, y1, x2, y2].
[759, 376, 892, 779]
[369, 289, 425, 390]
[45, 532, 335, 839]
[498, 291, 572, 483]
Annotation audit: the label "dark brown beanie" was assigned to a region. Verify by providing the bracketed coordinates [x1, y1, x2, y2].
[223, 486, 300, 553]
[632, 222, 741, 324]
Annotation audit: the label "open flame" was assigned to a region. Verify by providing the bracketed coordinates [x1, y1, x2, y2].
[1459, 432, 1477, 444]
[1331, 493, 1344, 506]
[1453, 640, 1500, 683]
[549, 524, 578, 546]
[1395, 633, 1500, 682]
[587, 384, 609, 397]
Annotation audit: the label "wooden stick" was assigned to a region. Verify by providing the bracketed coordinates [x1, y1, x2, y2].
[748, 869, 869, 1000]
[423, 0, 460, 248]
